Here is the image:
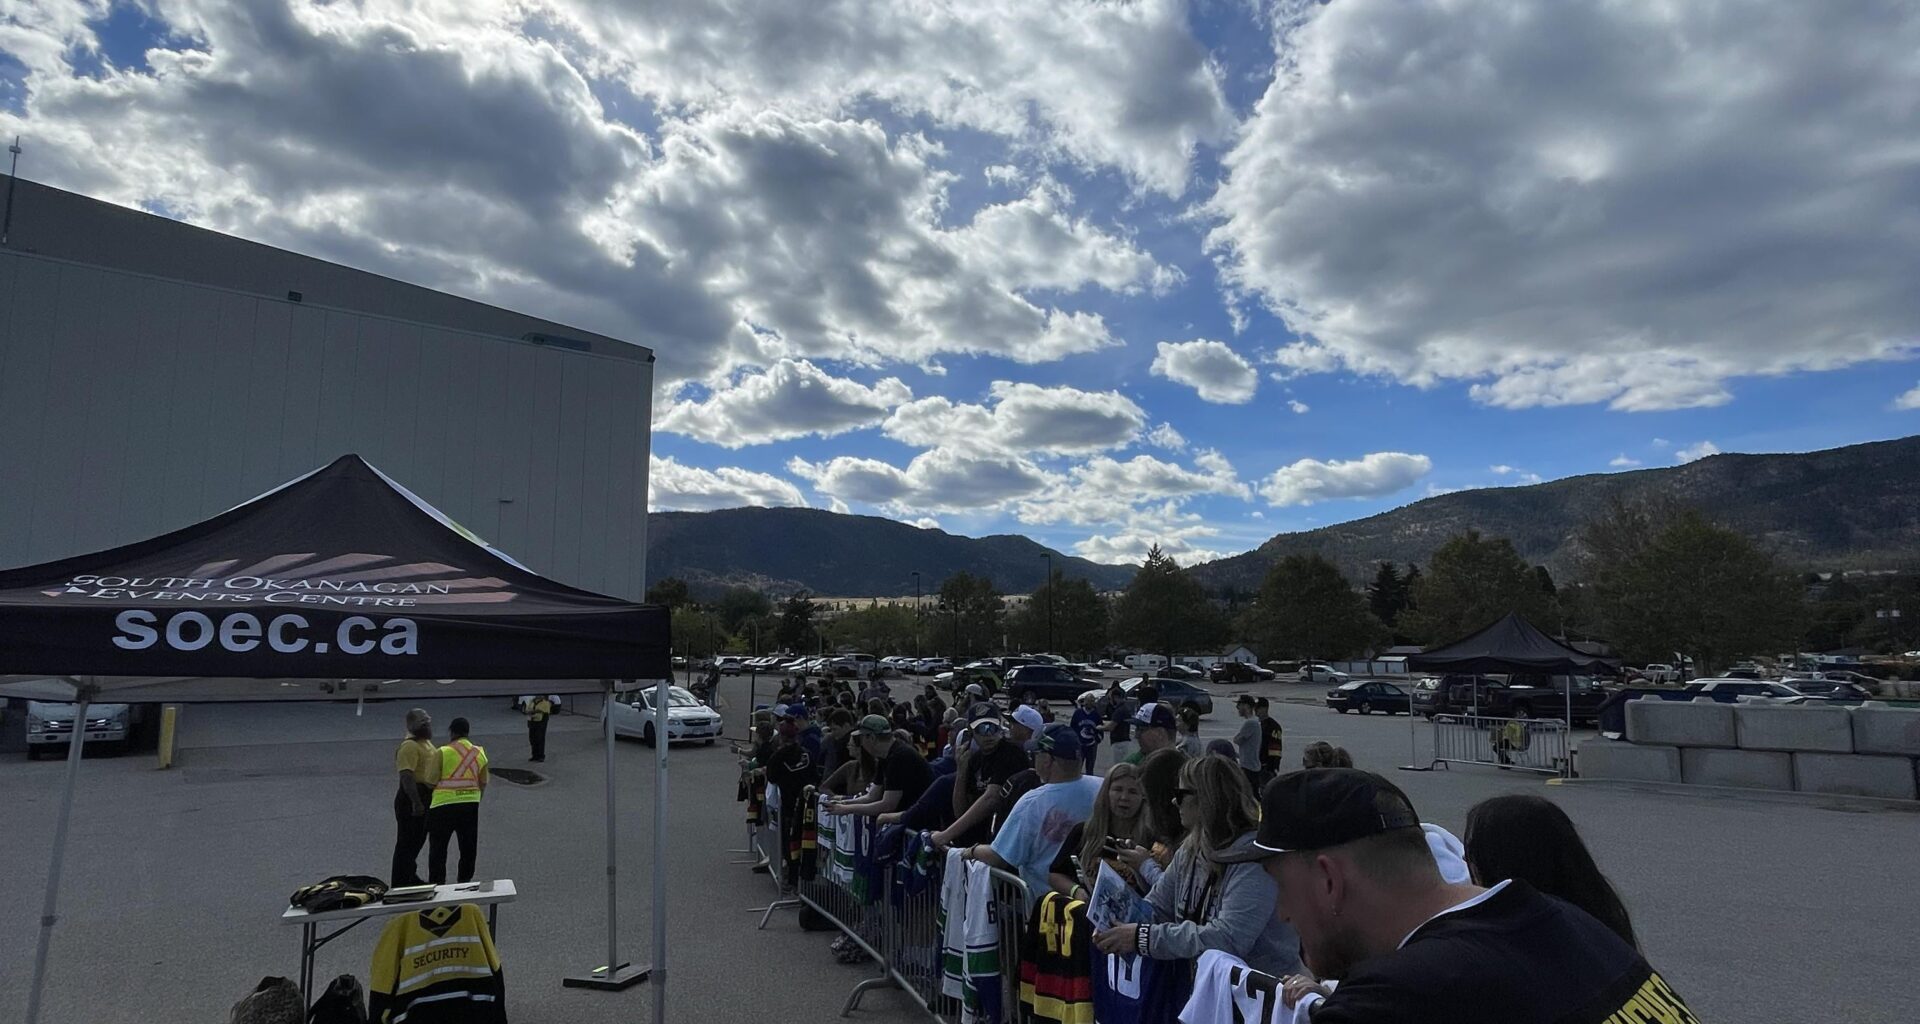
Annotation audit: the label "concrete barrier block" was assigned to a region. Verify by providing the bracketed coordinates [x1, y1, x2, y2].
[1734, 703, 1854, 752]
[1626, 698, 1736, 748]
[1792, 753, 1919, 800]
[1576, 740, 1681, 783]
[1681, 748, 1793, 791]
[1852, 703, 1920, 756]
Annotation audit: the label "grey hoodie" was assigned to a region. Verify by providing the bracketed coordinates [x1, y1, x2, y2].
[1141, 830, 1301, 977]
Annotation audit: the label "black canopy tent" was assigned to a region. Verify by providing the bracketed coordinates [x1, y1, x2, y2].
[1407, 611, 1619, 677]
[1399, 612, 1620, 770]
[1, 455, 673, 1022]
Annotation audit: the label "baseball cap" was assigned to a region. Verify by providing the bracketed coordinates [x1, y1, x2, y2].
[967, 701, 1003, 724]
[781, 702, 810, 720]
[1011, 705, 1044, 733]
[1131, 701, 1176, 731]
[965, 682, 988, 697]
[1235, 693, 1257, 707]
[855, 714, 894, 738]
[1034, 722, 1083, 760]
[1254, 768, 1421, 854]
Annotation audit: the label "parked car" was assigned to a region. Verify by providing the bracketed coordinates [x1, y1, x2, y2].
[1005, 664, 1091, 703]
[1325, 681, 1410, 715]
[1076, 675, 1216, 716]
[1413, 673, 1605, 722]
[1782, 679, 1873, 702]
[24, 701, 141, 758]
[715, 656, 746, 675]
[609, 685, 723, 746]
[915, 657, 953, 676]
[1298, 663, 1350, 684]
[1637, 663, 1681, 684]
[1682, 679, 1807, 703]
[1209, 662, 1275, 685]
[1094, 659, 1122, 670]
[1160, 664, 1205, 681]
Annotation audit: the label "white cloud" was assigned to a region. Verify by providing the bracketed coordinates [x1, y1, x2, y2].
[1489, 465, 1543, 484]
[1145, 422, 1188, 452]
[1893, 383, 1920, 411]
[656, 360, 910, 447]
[1260, 452, 1432, 507]
[1072, 504, 1230, 566]
[649, 455, 806, 510]
[907, 516, 942, 531]
[1490, 465, 1518, 475]
[1287, 400, 1309, 414]
[1651, 438, 1672, 449]
[1208, 0, 1920, 411]
[1608, 454, 1642, 468]
[983, 165, 1022, 186]
[1020, 451, 1251, 527]
[789, 448, 1053, 513]
[883, 381, 1146, 456]
[1674, 441, 1721, 464]
[0, 5, 1179, 396]
[553, 0, 1237, 196]
[1150, 339, 1259, 404]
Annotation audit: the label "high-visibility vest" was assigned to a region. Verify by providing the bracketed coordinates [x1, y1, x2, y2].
[430, 739, 487, 808]
[529, 698, 553, 723]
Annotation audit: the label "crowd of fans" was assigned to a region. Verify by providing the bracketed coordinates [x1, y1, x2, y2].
[735, 669, 1697, 1022]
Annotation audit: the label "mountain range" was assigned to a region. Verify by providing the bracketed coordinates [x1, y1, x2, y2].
[648, 435, 1920, 598]
[646, 506, 1137, 597]
[1187, 434, 1920, 591]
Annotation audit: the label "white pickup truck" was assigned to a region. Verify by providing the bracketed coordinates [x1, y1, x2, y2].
[23, 701, 139, 758]
[1637, 663, 1682, 684]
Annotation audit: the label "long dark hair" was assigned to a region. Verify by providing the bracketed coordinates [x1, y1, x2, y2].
[1136, 748, 1190, 849]
[1464, 795, 1637, 948]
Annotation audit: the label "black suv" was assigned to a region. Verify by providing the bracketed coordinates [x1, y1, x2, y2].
[1004, 664, 1088, 703]
[1413, 673, 1606, 723]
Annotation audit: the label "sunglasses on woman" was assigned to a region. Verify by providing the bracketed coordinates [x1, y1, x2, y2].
[972, 721, 1004, 736]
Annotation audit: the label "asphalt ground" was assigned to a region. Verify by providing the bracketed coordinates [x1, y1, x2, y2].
[3, 672, 1915, 1022]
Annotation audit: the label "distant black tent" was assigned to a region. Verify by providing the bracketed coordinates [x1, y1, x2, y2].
[2, 455, 672, 1023]
[1407, 612, 1619, 675]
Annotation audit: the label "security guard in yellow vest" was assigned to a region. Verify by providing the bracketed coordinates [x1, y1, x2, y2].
[426, 717, 488, 885]
[525, 695, 553, 762]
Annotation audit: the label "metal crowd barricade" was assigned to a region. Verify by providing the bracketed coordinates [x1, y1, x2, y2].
[1427, 714, 1570, 776]
[746, 785, 1041, 1024]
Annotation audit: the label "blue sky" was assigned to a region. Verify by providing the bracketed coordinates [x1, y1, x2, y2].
[6, 1, 1918, 566]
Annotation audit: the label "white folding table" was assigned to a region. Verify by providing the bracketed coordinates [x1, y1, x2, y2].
[280, 879, 517, 1009]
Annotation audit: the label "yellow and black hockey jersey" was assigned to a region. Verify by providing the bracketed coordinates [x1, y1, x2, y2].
[369, 903, 505, 1024]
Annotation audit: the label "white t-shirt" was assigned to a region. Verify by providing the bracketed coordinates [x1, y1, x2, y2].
[990, 774, 1103, 901]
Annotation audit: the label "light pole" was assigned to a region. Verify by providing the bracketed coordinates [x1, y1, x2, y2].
[912, 571, 923, 658]
[1041, 553, 1055, 655]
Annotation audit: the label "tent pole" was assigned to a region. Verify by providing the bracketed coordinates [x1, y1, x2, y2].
[653, 672, 669, 1024]
[563, 680, 647, 990]
[26, 689, 91, 1024]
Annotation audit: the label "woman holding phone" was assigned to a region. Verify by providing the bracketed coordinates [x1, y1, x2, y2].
[1046, 762, 1147, 899]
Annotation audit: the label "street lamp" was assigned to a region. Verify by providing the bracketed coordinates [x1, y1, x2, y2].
[1041, 553, 1055, 655]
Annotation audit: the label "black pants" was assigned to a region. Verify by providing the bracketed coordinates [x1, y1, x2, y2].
[390, 785, 432, 886]
[427, 802, 480, 884]
[528, 717, 548, 760]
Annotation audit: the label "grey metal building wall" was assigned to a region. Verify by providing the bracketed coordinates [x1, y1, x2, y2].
[0, 181, 653, 601]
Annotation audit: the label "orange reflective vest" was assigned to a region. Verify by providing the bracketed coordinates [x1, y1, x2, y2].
[430, 739, 488, 808]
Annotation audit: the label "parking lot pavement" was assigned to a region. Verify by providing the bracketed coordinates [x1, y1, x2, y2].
[8, 675, 1915, 1024]
[0, 692, 921, 1024]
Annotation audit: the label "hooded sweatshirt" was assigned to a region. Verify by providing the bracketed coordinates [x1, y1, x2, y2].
[1141, 831, 1301, 978]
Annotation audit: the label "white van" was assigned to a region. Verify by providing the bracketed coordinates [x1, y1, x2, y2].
[24, 701, 137, 758]
[1123, 654, 1167, 672]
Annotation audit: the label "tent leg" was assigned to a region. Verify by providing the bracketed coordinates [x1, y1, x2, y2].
[563, 682, 648, 991]
[25, 696, 89, 1024]
[653, 672, 669, 1024]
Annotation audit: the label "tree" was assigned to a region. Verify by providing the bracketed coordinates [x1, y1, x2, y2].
[669, 604, 722, 658]
[935, 572, 1005, 657]
[644, 577, 691, 609]
[821, 603, 919, 654]
[1248, 554, 1384, 660]
[774, 592, 817, 652]
[1111, 545, 1229, 661]
[1583, 508, 1801, 673]
[1366, 562, 1411, 627]
[1399, 531, 1558, 643]
[1010, 571, 1109, 657]
[715, 586, 773, 634]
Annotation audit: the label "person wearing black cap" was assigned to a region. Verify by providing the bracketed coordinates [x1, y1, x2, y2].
[931, 702, 1032, 850]
[827, 715, 934, 817]
[1121, 702, 1178, 765]
[1255, 769, 1698, 1022]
